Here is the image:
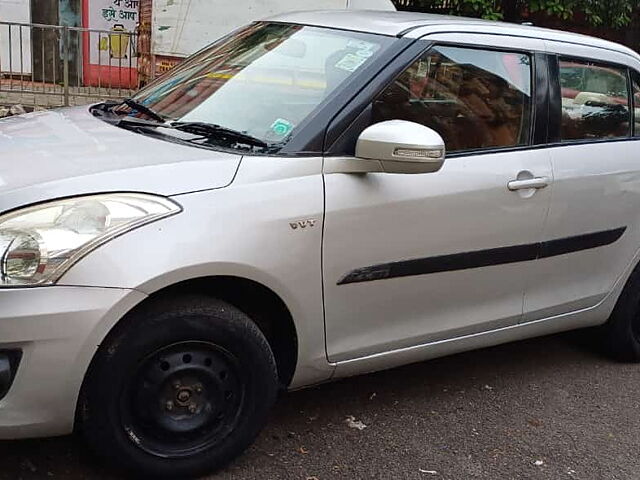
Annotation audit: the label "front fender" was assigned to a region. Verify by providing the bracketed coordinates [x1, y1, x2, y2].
[60, 157, 331, 388]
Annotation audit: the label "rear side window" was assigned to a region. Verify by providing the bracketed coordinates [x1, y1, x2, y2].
[372, 46, 532, 153]
[559, 59, 630, 141]
[633, 71, 640, 137]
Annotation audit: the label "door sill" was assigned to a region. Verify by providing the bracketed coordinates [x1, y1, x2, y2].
[331, 301, 608, 380]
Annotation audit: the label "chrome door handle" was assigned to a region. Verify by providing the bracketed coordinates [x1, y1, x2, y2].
[507, 177, 550, 191]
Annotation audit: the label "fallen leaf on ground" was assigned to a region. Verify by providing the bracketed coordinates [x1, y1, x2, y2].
[527, 418, 543, 427]
[345, 415, 367, 430]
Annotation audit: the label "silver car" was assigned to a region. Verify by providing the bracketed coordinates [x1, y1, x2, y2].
[1, 10, 640, 478]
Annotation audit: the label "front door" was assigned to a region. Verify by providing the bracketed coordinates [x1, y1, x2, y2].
[322, 42, 553, 362]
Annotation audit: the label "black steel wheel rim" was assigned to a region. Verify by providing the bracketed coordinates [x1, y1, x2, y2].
[120, 341, 246, 458]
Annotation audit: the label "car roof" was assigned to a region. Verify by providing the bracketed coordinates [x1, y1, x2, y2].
[267, 10, 639, 59]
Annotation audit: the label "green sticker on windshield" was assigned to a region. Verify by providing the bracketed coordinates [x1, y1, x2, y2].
[271, 118, 293, 136]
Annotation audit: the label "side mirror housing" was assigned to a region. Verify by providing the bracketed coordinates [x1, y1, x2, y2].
[354, 120, 445, 174]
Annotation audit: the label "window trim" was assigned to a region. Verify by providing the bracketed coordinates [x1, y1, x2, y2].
[446, 135, 640, 160]
[326, 40, 540, 157]
[626, 68, 634, 137]
[532, 52, 550, 146]
[632, 69, 640, 138]
[547, 54, 562, 144]
[551, 54, 634, 144]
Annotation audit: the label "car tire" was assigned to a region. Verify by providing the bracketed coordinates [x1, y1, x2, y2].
[602, 266, 640, 362]
[78, 295, 278, 478]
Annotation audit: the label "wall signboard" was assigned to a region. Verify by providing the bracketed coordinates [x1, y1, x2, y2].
[82, 0, 138, 87]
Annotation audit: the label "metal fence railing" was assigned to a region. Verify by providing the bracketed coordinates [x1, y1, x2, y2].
[0, 20, 141, 109]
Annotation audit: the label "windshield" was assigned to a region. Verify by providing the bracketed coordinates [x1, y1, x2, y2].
[128, 23, 393, 151]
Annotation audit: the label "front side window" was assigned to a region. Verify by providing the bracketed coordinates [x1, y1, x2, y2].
[371, 46, 532, 153]
[559, 59, 630, 141]
[633, 71, 640, 137]
[128, 23, 393, 151]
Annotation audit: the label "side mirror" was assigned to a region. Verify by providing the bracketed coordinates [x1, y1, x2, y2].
[355, 120, 445, 174]
[325, 120, 446, 174]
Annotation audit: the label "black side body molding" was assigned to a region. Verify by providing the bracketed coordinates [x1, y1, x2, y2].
[337, 227, 626, 285]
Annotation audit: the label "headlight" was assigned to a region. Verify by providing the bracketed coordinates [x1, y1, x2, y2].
[0, 193, 181, 287]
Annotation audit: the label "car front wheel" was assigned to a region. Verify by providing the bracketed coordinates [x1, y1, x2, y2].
[78, 295, 278, 478]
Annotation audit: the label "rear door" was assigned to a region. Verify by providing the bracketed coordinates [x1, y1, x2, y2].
[523, 43, 640, 322]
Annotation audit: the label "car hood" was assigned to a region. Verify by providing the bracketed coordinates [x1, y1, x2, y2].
[0, 106, 242, 212]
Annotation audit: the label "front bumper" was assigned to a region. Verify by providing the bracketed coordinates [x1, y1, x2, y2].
[0, 286, 146, 439]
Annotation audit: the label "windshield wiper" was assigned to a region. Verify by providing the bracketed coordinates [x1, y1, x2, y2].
[116, 98, 166, 123]
[170, 121, 268, 148]
[115, 117, 272, 151]
[116, 116, 167, 128]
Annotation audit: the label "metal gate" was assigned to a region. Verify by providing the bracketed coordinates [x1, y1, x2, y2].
[0, 20, 140, 109]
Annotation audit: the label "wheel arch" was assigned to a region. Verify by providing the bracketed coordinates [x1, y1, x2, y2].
[140, 275, 299, 388]
[77, 275, 299, 428]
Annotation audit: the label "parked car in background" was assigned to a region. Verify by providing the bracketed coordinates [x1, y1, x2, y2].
[1, 9, 640, 478]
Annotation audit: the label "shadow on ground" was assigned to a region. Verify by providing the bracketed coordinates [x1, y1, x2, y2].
[1, 330, 637, 479]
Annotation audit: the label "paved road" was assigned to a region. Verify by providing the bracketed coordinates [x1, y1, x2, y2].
[2, 331, 639, 479]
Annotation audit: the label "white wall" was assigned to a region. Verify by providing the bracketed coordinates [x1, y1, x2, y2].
[0, 0, 32, 74]
[152, 0, 395, 58]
